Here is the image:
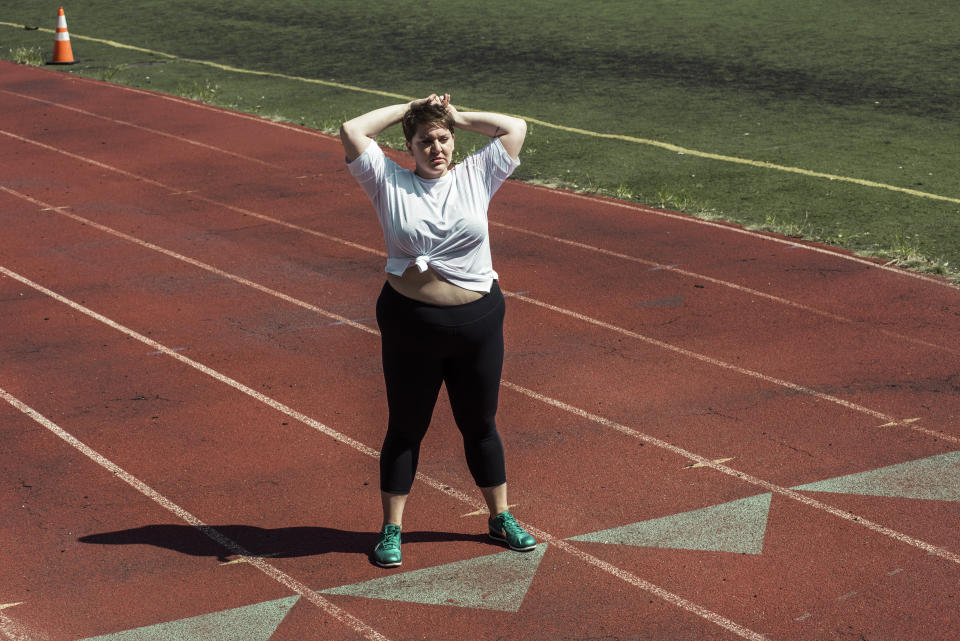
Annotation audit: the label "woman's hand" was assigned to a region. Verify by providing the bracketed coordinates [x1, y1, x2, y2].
[439, 94, 462, 123]
[409, 93, 447, 110]
[410, 94, 460, 119]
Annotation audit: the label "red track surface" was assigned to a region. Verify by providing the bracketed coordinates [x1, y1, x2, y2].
[1, 62, 958, 641]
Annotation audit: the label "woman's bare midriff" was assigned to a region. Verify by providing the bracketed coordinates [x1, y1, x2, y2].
[387, 266, 485, 306]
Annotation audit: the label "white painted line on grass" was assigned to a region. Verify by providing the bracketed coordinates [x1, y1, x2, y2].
[0, 267, 772, 641]
[2, 32, 957, 210]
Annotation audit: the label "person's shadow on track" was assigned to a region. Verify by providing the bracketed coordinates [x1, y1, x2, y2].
[78, 525, 488, 566]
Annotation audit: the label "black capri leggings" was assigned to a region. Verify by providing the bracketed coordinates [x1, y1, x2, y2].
[375, 280, 507, 494]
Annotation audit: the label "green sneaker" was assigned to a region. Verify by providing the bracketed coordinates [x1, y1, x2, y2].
[488, 510, 536, 551]
[373, 524, 402, 568]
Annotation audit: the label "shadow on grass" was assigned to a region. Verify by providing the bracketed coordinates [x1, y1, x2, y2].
[78, 525, 488, 565]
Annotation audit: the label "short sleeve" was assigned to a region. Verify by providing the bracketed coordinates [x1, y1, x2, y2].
[346, 140, 386, 201]
[473, 137, 520, 197]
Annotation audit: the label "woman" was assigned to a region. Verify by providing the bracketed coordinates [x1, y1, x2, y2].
[340, 93, 536, 568]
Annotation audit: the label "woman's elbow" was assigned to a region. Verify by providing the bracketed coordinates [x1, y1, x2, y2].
[515, 117, 528, 138]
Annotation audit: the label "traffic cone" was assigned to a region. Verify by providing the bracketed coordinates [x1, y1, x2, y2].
[48, 7, 77, 65]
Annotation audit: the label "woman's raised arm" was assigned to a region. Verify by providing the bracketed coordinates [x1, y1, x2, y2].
[339, 101, 410, 162]
[441, 94, 527, 159]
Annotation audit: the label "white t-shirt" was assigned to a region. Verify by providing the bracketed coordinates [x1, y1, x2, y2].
[347, 137, 519, 292]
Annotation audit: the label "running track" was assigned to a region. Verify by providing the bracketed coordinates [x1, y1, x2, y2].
[1, 62, 958, 641]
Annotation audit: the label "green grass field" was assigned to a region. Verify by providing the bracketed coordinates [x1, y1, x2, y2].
[3, 1, 958, 282]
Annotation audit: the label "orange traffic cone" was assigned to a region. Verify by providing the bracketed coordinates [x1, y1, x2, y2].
[48, 7, 77, 65]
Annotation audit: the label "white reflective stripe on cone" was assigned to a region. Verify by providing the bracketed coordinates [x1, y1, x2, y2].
[55, 32, 70, 41]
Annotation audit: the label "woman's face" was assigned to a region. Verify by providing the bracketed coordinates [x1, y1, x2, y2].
[407, 124, 455, 179]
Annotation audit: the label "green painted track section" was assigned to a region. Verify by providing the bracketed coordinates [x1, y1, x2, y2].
[793, 450, 960, 501]
[76, 596, 298, 641]
[322, 544, 549, 612]
[571, 494, 773, 554]
[65, 450, 960, 637]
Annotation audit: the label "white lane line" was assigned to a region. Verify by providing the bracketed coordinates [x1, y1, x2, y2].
[5, 178, 953, 446]
[0, 136, 954, 445]
[85, 81, 332, 140]
[521, 183, 958, 290]
[0, 189, 377, 337]
[0, 268, 771, 641]
[4, 124, 957, 362]
[5, 72, 956, 301]
[506, 291, 959, 445]
[0, 131, 384, 260]
[0, 89, 281, 169]
[68, 71, 960, 290]
[501, 380, 960, 565]
[549, 538, 771, 641]
[490, 220, 960, 357]
[3, 187, 958, 560]
[0, 387, 392, 641]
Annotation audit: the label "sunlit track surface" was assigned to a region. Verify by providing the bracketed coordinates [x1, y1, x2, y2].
[2, 62, 958, 641]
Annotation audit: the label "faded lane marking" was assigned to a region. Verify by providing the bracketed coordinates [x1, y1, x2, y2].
[506, 291, 959, 445]
[0, 386, 393, 641]
[492, 218, 960, 352]
[0, 89, 281, 169]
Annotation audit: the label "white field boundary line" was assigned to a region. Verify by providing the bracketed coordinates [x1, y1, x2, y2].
[0, 131, 953, 444]
[0, 385, 393, 641]
[491, 219, 960, 357]
[2, 176, 954, 448]
[0, 89, 281, 169]
[1, 30, 958, 210]
[3, 59, 955, 293]
[2, 189, 958, 570]
[0, 269, 772, 641]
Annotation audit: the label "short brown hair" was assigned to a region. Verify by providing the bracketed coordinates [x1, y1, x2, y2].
[401, 100, 455, 142]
